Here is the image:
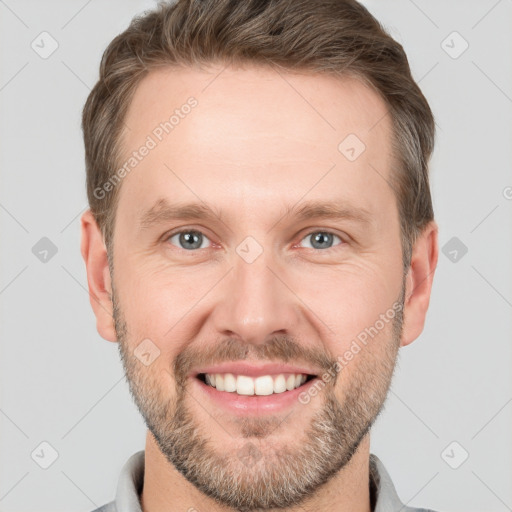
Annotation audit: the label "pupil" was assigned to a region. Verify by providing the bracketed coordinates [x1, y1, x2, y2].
[313, 232, 332, 249]
[181, 231, 201, 250]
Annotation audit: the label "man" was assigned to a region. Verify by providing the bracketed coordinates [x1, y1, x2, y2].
[80, 0, 439, 510]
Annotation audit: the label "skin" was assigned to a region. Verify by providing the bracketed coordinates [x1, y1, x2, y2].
[81, 64, 438, 511]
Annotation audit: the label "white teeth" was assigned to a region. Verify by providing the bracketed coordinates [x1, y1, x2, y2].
[254, 376, 274, 395]
[203, 372, 310, 395]
[273, 374, 287, 393]
[286, 374, 296, 391]
[215, 374, 225, 391]
[236, 375, 255, 395]
[224, 373, 236, 392]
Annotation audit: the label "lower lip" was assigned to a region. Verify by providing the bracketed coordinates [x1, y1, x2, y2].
[191, 376, 319, 415]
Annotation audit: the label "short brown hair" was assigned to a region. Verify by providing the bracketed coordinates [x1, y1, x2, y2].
[82, 0, 435, 269]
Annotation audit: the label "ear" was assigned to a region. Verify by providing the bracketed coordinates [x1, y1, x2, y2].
[80, 209, 117, 342]
[401, 221, 439, 347]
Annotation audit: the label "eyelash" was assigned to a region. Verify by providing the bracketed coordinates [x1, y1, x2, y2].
[163, 228, 346, 253]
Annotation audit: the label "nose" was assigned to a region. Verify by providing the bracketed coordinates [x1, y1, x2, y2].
[210, 243, 301, 345]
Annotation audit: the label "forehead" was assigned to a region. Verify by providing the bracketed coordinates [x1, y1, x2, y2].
[116, 64, 395, 225]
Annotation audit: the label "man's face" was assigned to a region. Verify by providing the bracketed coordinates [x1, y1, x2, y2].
[110, 65, 405, 509]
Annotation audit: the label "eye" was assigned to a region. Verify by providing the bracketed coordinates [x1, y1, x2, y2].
[298, 230, 344, 250]
[164, 229, 344, 252]
[167, 229, 212, 251]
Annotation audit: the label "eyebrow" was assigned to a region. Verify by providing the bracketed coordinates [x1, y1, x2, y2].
[285, 200, 372, 226]
[139, 198, 224, 230]
[138, 197, 373, 231]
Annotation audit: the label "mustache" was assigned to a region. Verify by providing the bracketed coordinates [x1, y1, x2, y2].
[173, 335, 337, 386]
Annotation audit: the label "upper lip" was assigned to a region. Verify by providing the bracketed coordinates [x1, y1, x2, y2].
[191, 361, 321, 378]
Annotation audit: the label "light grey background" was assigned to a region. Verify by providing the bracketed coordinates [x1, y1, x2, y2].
[1, 1, 511, 511]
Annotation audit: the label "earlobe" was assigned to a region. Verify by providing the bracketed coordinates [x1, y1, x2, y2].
[401, 221, 439, 347]
[80, 209, 118, 343]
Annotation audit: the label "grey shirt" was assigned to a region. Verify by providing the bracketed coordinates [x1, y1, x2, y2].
[91, 451, 438, 512]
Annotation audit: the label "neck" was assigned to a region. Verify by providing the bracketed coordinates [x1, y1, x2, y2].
[140, 430, 372, 512]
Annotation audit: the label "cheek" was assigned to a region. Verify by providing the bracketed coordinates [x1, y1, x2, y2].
[114, 257, 220, 359]
[291, 261, 401, 349]
[328, 310, 399, 408]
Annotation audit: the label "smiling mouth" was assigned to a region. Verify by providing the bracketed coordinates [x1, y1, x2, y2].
[197, 372, 317, 396]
